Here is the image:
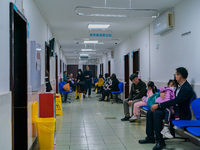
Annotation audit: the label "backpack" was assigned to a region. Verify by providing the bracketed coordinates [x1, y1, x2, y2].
[147, 92, 160, 107]
[63, 83, 70, 91]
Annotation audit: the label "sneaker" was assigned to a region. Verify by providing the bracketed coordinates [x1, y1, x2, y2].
[83, 95, 86, 99]
[161, 128, 173, 139]
[129, 115, 138, 122]
[88, 95, 91, 98]
[121, 116, 131, 121]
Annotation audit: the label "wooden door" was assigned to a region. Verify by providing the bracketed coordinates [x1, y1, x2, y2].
[67, 65, 78, 78]
[45, 42, 50, 82]
[60, 60, 62, 82]
[83, 65, 97, 78]
[100, 64, 102, 76]
[10, 3, 28, 149]
[124, 54, 129, 98]
[108, 61, 111, 76]
[133, 50, 140, 74]
[102, 63, 104, 76]
[55, 55, 58, 93]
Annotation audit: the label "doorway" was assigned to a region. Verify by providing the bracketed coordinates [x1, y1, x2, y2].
[102, 63, 104, 76]
[100, 64, 102, 76]
[124, 54, 129, 98]
[60, 60, 62, 82]
[45, 42, 50, 91]
[55, 55, 58, 93]
[108, 61, 111, 76]
[83, 65, 97, 78]
[10, 3, 28, 149]
[63, 62, 64, 72]
[67, 65, 78, 78]
[133, 50, 140, 74]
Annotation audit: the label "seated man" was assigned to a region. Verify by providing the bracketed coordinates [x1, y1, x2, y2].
[121, 74, 147, 121]
[68, 73, 76, 91]
[139, 67, 193, 150]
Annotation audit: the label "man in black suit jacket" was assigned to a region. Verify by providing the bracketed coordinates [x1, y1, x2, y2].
[139, 67, 193, 150]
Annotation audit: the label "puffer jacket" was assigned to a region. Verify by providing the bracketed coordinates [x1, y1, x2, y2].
[155, 87, 175, 103]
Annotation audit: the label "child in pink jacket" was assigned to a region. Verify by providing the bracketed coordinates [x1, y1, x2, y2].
[129, 81, 157, 121]
[155, 80, 178, 139]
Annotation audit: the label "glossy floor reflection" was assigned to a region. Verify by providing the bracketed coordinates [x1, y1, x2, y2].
[35, 91, 200, 150]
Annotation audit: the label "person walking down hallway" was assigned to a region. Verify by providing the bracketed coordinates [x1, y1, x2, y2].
[76, 69, 86, 99]
[121, 74, 147, 121]
[84, 65, 92, 98]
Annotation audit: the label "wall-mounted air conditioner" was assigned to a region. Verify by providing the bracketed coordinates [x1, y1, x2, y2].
[153, 12, 174, 35]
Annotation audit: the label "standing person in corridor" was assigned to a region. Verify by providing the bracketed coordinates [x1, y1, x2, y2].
[84, 65, 93, 98]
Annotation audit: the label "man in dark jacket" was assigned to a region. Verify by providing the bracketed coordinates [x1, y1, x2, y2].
[121, 74, 147, 121]
[84, 65, 93, 98]
[139, 67, 193, 150]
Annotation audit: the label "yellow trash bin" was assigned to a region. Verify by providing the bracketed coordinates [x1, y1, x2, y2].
[32, 102, 39, 137]
[36, 117, 56, 150]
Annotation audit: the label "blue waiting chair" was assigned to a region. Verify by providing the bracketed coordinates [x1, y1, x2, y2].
[140, 89, 160, 111]
[172, 97, 200, 128]
[59, 81, 71, 103]
[187, 127, 200, 137]
[111, 82, 124, 104]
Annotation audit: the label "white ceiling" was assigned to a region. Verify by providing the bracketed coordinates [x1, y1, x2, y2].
[35, 0, 182, 60]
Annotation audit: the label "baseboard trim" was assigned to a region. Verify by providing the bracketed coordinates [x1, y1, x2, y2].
[29, 137, 38, 150]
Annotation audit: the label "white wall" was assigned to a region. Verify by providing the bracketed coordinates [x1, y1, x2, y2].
[100, 0, 200, 97]
[0, 0, 66, 149]
[100, 26, 150, 82]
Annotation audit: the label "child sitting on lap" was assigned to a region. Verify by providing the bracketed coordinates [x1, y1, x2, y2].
[155, 80, 178, 139]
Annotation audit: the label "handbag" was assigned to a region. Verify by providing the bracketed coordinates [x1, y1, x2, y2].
[63, 83, 70, 91]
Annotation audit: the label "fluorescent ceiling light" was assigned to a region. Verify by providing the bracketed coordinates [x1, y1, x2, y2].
[81, 49, 96, 52]
[84, 40, 98, 44]
[75, 6, 160, 18]
[88, 24, 110, 29]
[80, 54, 89, 56]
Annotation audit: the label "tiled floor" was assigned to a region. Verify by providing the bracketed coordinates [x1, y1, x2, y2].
[35, 91, 200, 150]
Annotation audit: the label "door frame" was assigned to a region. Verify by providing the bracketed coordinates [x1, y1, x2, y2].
[132, 49, 140, 75]
[108, 61, 111, 76]
[124, 53, 130, 99]
[10, 3, 28, 149]
[55, 55, 58, 93]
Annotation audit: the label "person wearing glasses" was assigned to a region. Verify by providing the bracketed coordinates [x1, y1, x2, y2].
[139, 67, 193, 150]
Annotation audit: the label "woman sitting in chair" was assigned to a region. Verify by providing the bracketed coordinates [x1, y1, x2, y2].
[99, 73, 119, 102]
[93, 74, 104, 94]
